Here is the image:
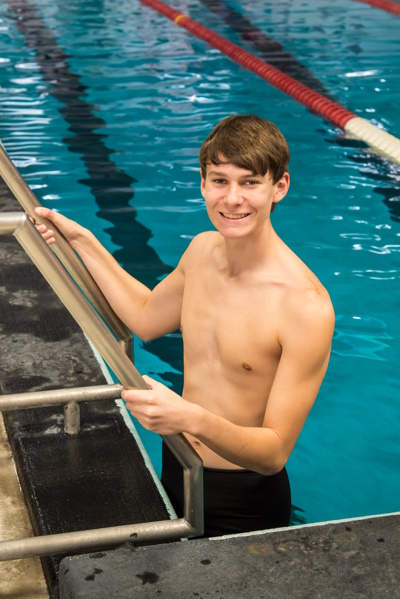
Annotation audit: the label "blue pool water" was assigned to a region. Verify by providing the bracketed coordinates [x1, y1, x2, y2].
[0, 0, 399, 526]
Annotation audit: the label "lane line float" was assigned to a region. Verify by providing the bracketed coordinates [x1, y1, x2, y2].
[353, 0, 400, 16]
[198, 0, 332, 97]
[139, 0, 400, 166]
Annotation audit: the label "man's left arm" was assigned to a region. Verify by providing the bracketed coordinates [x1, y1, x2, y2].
[122, 293, 335, 475]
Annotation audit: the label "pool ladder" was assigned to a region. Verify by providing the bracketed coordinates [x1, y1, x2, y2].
[0, 144, 203, 562]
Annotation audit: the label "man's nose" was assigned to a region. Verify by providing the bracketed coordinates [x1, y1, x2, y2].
[225, 183, 243, 205]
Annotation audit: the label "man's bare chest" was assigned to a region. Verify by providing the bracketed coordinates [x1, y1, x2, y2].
[180, 271, 282, 373]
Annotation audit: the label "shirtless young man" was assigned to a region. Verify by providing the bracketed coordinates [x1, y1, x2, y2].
[35, 114, 335, 537]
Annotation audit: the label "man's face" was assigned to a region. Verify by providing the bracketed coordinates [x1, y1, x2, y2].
[200, 160, 289, 240]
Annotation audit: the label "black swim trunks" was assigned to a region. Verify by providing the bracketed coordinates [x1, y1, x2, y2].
[161, 442, 291, 537]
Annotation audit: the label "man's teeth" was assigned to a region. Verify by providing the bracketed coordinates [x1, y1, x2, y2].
[222, 213, 248, 219]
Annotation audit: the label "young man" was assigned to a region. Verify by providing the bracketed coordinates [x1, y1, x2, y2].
[34, 114, 335, 537]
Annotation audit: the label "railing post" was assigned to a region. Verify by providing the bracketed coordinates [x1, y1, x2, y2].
[64, 401, 80, 435]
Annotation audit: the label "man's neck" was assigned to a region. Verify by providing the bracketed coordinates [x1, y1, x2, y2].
[222, 222, 278, 278]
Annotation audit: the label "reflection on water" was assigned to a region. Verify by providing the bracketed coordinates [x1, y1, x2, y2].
[332, 314, 393, 361]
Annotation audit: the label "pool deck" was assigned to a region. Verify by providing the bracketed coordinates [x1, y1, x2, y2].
[1, 178, 399, 599]
[0, 413, 49, 598]
[59, 513, 400, 599]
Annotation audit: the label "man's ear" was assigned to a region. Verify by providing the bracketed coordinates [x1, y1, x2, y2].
[273, 172, 290, 205]
[200, 169, 206, 196]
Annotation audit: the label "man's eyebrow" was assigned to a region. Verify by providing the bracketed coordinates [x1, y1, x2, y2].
[208, 170, 228, 177]
[207, 170, 262, 178]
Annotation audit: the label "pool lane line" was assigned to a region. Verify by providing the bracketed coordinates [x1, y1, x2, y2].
[198, 0, 333, 98]
[353, 0, 400, 16]
[140, 0, 400, 167]
[5, 0, 187, 385]
[142, 1, 353, 129]
[5, 0, 171, 284]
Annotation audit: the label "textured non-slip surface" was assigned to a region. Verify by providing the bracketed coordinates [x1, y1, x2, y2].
[59, 514, 400, 599]
[0, 413, 49, 598]
[0, 182, 169, 598]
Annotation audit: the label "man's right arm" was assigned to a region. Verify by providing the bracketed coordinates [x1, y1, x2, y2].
[33, 207, 185, 341]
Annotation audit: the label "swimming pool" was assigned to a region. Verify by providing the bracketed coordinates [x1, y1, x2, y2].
[0, 0, 399, 526]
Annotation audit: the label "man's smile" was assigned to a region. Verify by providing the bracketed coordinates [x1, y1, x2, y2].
[220, 213, 250, 220]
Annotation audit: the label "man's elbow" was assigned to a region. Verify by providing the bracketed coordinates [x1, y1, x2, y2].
[254, 432, 290, 476]
[136, 329, 158, 343]
[258, 451, 288, 476]
[260, 462, 287, 477]
[129, 313, 159, 342]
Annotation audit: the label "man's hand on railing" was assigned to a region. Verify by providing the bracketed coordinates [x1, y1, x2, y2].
[121, 375, 199, 436]
[32, 207, 84, 248]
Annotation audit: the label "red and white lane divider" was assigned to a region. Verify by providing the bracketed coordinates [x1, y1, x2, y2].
[354, 0, 400, 16]
[139, 0, 400, 166]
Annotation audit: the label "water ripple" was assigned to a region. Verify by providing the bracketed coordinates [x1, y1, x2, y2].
[332, 314, 392, 361]
[353, 269, 399, 280]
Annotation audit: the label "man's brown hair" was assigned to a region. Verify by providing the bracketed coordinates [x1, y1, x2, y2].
[199, 114, 290, 184]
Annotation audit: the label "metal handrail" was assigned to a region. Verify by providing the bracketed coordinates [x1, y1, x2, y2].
[0, 144, 133, 356]
[0, 212, 203, 561]
[0, 384, 125, 435]
[0, 384, 124, 410]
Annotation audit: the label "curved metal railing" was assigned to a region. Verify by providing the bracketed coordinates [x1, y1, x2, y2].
[0, 144, 133, 355]
[0, 212, 203, 561]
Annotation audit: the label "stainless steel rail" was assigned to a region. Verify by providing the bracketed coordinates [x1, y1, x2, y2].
[0, 384, 125, 434]
[0, 144, 133, 356]
[0, 384, 124, 411]
[0, 519, 196, 563]
[0, 212, 203, 561]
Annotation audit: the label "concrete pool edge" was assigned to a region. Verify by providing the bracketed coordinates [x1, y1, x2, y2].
[59, 512, 400, 598]
[209, 509, 400, 540]
[0, 413, 49, 598]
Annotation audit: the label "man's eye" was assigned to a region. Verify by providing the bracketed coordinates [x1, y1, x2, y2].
[244, 180, 258, 185]
[213, 179, 225, 184]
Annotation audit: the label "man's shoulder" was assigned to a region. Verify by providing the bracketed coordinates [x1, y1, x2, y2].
[273, 244, 335, 335]
[281, 271, 335, 340]
[179, 231, 221, 272]
[184, 231, 221, 257]
[191, 230, 220, 246]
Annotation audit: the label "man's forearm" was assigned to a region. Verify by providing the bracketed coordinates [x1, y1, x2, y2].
[34, 207, 152, 337]
[70, 228, 151, 336]
[122, 378, 286, 475]
[188, 405, 286, 476]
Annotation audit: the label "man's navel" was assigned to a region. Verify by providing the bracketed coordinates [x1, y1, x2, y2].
[242, 362, 252, 371]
